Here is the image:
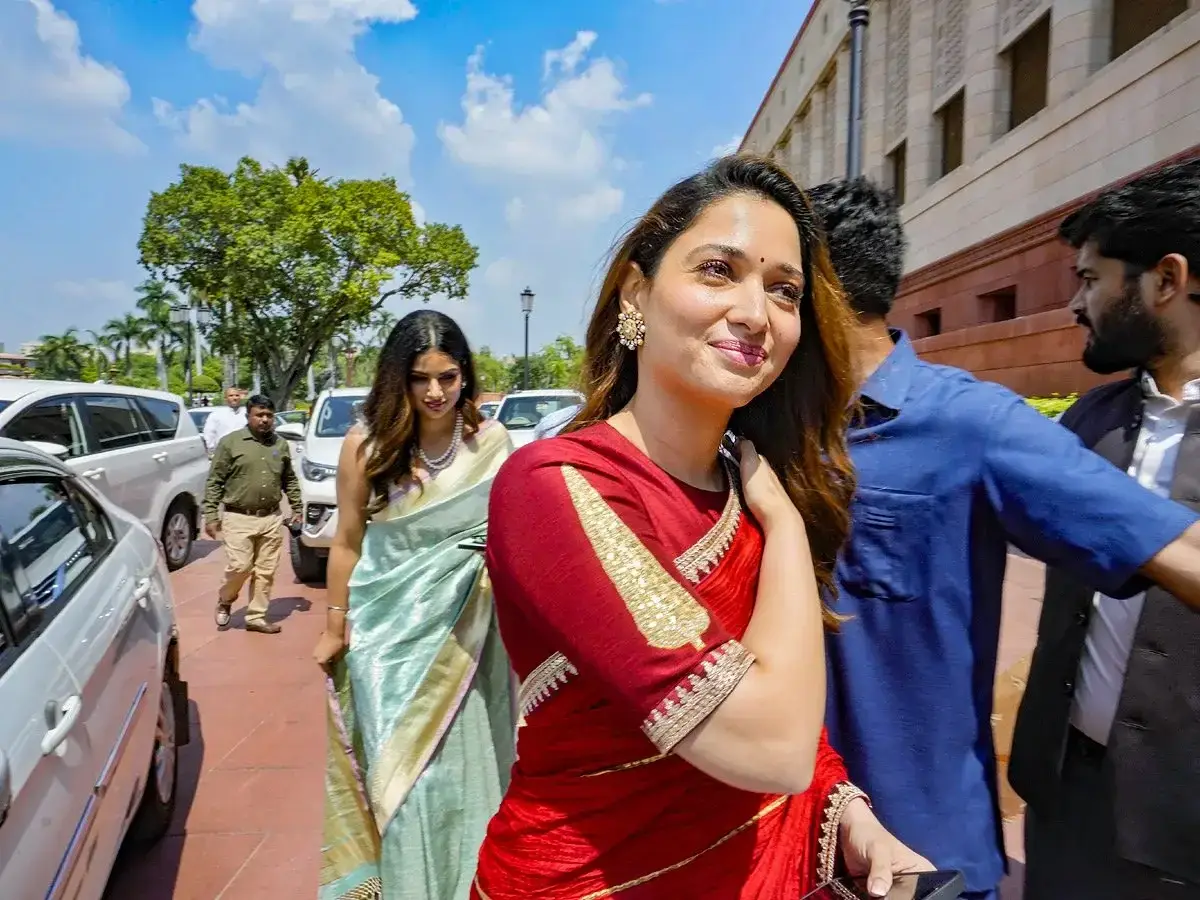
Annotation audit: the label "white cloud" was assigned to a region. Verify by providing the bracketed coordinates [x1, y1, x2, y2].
[0, 0, 142, 152]
[54, 278, 136, 306]
[438, 31, 650, 226]
[154, 0, 418, 181]
[711, 134, 742, 158]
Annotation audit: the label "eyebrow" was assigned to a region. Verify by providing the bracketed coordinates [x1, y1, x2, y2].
[689, 243, 804, 280]
[410, 367, 460, 377]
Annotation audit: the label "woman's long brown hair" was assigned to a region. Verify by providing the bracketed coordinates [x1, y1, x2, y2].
[359, 309, 482, 515]
[566, 154, 858, 627]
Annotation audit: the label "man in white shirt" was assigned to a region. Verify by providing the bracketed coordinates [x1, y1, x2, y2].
[203, 387, 248, 453]
[1010, 157, 1200, 899]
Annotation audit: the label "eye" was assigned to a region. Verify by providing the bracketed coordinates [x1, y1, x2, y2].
[439, 373, 458, 384]
[697, 259, 735, 280]
[771, 282, 803, 304]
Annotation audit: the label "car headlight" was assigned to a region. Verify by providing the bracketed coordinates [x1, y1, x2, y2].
[301, 458, 337, 482]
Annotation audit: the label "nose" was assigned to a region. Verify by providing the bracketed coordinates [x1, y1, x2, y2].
[427, 383, 444, 400]
[725, 279, 770, 336]
[1068, 288, 1085, 318]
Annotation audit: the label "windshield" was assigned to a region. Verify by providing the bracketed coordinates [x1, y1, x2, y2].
[314, 395, 368, 437]
[498, 395, 580, 430]
[0, 401, 9, 415]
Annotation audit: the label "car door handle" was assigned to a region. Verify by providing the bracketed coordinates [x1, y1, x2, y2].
[41, 695, 83, 756]
[131, 577, 152, 609]
[152, 451, 169, 462]
[80, 468, 105, 480]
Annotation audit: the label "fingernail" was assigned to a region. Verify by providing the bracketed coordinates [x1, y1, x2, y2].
[869, 879, 887, 897]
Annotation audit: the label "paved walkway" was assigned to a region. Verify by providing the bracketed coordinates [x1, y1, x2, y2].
[104, 543, 1046, 899]
[105, 539, 328, 900]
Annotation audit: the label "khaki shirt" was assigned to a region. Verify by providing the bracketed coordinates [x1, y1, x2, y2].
[203, 427, 302, 523]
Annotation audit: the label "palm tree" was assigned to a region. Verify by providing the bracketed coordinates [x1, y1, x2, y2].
[33, 329, 92, 381]
[102, 313, 149, 378]
[135, 279, 182, 390]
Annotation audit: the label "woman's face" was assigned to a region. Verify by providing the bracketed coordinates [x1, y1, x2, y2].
[624, 193, 805, 410]
[408, 350, 463, 423]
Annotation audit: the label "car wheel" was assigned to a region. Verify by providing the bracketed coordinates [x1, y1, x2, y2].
[161, 500, 194, 571]
[290, 533, 326, 584]
[129, 674, 180, 847]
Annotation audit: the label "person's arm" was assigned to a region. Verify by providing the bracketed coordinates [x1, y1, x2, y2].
[981, 391, 1199, 603]
[203, 409, 221, 452]
[203, 439, 231, 524]
[314, 429, 370, 665]
[487, 442, 826, 796]
[281, 443, 303, 513]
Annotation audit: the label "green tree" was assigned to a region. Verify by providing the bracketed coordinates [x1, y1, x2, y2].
[33, 329, 92, 380]
[138, 156, 478, 407]
[135, 279, 183, 390]
[102, 313, 149, 378]
[473, 347, 512, 394]
[504, 336, 585, 390]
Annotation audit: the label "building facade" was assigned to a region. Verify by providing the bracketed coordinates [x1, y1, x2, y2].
[741, 0, 1199, 396]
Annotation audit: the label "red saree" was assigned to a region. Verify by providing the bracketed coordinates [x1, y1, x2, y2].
[475, 423, 865, 899]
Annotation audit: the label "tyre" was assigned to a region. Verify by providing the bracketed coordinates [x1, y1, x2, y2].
[161, 499, 195, 571]
[291, 533, 326, 584]
[128, 674, 180, 848]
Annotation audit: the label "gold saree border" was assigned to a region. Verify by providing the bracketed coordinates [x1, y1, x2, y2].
[816, 782, 869, 885]
[471, 795, 788, 899]
[641, 640, 755, 753]
[320, 688, 384, 888]
[366, 566, 495, 832]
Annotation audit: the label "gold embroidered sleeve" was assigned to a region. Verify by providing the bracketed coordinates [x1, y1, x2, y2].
[817, 782, 871, 886]
[641, 640, 756, 753]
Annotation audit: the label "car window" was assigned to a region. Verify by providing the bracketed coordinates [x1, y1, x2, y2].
[498, 396, 581, 429]
[82, 395, 151, 451]
[314, 396, 367, 437]
[137, 396, 182, 441]
[2, 397, 89, 457]
[0, 478, 105, 624]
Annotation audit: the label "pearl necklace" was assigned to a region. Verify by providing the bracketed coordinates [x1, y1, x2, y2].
[418, 412, 464, 473]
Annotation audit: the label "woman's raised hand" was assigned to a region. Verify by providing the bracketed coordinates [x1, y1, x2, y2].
[737, 439, 799, 531]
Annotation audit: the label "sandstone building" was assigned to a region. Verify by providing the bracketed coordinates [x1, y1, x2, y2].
[741, 0, 1199, 395]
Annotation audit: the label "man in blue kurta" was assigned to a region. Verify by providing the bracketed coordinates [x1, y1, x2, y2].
[806, 178, 1200, 900]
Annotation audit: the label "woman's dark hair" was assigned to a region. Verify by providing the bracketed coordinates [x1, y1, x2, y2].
[567, 154, 858, 627]
[359, 309, 481, 512]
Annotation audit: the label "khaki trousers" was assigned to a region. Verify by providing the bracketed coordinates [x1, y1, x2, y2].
[218, 511, 284, 625]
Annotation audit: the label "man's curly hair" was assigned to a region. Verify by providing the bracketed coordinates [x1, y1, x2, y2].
[807, 177, 907, 318]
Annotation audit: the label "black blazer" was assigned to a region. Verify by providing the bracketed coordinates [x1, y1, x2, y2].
[1008, 377, 1200, 884]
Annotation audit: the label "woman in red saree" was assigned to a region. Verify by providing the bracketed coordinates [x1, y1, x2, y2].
[475, 155, 930, 899]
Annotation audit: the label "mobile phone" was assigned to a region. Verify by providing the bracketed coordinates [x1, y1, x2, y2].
[802, 870, 965, 900]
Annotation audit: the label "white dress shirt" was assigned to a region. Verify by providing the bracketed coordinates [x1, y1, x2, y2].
[203, 405, 247, 451]
[1070, 372, 1200, 745]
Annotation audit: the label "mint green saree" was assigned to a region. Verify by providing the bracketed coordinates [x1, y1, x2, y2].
[320, 423, 516, 900]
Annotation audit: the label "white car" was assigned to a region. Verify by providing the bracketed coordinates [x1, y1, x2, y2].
[0, 438, 189, 900]
[0, 381, 209, 571]
[276, 387, 369, 584]
[494, 389, 584, 449]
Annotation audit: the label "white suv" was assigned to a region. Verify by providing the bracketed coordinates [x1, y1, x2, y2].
[0, 438, 189, 900]
[0, 381, 209, 570]
[276, 387, 369, 584]
[495, 389, 584, 449]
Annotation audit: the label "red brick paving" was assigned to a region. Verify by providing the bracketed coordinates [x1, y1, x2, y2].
[103, 544, 1047, 899]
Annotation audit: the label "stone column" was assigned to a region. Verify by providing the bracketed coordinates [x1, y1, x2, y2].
[905, 0, 938, 196]
[810, 83, 827, 187]
[963, 0, 1005, 162]
[1049, 0, 1113, 106]
[863, 0, 890, 184]
[834, 42, 852, 180]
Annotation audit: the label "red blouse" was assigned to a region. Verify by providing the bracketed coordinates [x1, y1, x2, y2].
[476, 422, 862, 899]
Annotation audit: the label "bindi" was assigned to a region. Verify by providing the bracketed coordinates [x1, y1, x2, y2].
[760, 256, 765, 263]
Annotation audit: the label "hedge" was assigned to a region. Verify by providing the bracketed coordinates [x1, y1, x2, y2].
[1026, 394, 1078, 418]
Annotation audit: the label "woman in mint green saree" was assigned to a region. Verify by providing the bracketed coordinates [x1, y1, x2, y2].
[314, 310, 516, 900]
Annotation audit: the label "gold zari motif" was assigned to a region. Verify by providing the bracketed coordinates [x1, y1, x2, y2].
[518, 652, 578, 718]
[817, 782, 869, 885]
[642, 640, 755, 753]
[561, 465, 711, 650]
[673, 460, 741, 584]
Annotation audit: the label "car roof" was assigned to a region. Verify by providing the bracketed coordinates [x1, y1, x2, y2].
[501, 389, 582, 398]
[0, 378, 185, 405]
[318, 387, 371, 399]
[0, 436, 73, 474]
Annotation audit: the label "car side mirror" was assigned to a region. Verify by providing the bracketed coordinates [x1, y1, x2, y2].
[24, 440, 71, 460]
[275, 425, 304, 442]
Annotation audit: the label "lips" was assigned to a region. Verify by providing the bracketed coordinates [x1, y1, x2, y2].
[710, 339, 768, 367]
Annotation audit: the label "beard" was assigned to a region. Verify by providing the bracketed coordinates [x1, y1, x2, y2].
[1081, 281, 1170, 375]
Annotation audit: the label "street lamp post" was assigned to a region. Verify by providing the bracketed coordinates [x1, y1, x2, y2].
[170, 299, 212, 406]
[520, 287, 535, 391]
[845, 0, 870, 178]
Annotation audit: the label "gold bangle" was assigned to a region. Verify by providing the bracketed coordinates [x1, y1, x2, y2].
[327, 605, 349, 613]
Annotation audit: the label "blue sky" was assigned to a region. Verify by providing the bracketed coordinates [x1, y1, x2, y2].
[0, 0, 808, 358]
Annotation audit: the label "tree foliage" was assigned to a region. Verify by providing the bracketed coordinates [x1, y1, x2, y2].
[138, 156, 478, 407]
